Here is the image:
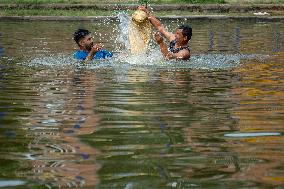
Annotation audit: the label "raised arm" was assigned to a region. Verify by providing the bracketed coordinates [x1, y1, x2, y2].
[138, 6, 175, 42]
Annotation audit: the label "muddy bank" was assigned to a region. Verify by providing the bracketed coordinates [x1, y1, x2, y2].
[0, 3, 283, 13]
[0, 15, 283, 21]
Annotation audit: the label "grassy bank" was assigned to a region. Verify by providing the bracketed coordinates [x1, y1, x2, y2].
[1, 9, 282, 17]
[0, 0, 283, 17]
[0, 9, 116, 16]
[0, 0, 283, 4]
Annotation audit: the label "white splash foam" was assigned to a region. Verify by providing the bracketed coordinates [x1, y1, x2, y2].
[22, 53, 268, 71]
[20, 11, 269, 70]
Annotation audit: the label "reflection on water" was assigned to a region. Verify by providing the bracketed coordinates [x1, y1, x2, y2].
[0, 18, 283, 188]
[0, 180, 26, 187]
[0, 32, 3, 57]
[224, 132, 281, 137]
[25, 69, 101, 188]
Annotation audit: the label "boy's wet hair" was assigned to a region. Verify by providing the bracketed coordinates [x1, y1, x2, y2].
[73, 29, 90, 45]
[178, 25, 192, 41]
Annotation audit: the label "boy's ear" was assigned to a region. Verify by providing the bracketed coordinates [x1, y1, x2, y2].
[78, 41, 82, 47]
[78, 39, 84, 47]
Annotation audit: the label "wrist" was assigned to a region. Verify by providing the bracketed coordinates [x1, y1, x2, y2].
[89, 51, 96, 57]
[157, 40, 164, 45]
[90, 48, 98, 54]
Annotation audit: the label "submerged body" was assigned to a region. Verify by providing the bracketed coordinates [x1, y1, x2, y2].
[74, 50, 113, 60]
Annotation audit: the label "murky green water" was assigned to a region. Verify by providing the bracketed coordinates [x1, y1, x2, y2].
[0, 18, 283, 189]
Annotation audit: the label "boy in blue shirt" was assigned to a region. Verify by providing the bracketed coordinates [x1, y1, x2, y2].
[73, 29, 113, 61]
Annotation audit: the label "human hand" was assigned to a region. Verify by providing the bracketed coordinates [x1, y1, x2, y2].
[154, 32, 163, 44]
[91, 43, 103, 54]
[138, 6, 149, 14]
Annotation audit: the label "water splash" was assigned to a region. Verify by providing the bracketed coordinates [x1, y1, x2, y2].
[26, 54, 78, 68]
[128, 10, 152, 55]
[115, 12, 159, 63]
[20, 12, 269, 70]
[116, 12, 130, 52]
[188, 53, 269, 70]
[22, 52, 268, 71]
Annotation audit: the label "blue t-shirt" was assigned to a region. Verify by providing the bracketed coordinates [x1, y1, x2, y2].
[74, 50, 113, 60]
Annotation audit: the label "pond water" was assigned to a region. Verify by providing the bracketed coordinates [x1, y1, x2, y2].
[0, 16, 283, 189]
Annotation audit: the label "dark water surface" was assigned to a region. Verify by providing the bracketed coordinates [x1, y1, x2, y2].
[0, 18, 283, 189]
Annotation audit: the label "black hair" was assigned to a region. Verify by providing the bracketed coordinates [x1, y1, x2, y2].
[73, 29, 90, 45]
[178, 25, 192, 41]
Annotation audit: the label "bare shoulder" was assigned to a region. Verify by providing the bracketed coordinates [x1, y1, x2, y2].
[173, 49, 190, 60]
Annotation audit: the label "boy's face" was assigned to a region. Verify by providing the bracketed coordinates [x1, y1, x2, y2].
[175, 29, 187, 43]
[79, 34, 94, 51]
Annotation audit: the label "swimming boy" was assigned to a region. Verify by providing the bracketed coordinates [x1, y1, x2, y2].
[73, 29, 113, 61]
[139, 6, 192, 60]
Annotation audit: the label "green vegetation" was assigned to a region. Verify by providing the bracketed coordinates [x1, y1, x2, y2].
[187, 0, 224, 3]
[0, 0, 70, 3]
[0, 0, 282, 4]
[0, 9, 265, 17]
[0, 0, 282, 16]
[139, 0, 150, 6]
[0, 9, 118, 16]
[1, 8, 283, 17]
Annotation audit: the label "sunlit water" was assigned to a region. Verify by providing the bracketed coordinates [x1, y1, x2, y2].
[0, 15, 283, 189]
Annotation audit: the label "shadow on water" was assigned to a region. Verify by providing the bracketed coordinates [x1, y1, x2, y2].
[0, 14, 283, 189]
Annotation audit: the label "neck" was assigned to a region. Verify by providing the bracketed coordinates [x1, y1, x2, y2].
[176, 41, 188, 47]
[80, 46, 89, 52]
